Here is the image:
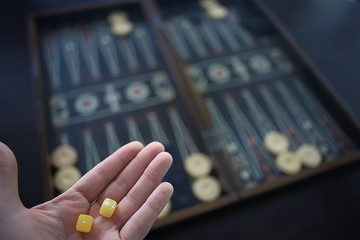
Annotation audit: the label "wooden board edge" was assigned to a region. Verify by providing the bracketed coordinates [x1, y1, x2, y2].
[153, 193, 238, 229]
[240, 151, 360, 198]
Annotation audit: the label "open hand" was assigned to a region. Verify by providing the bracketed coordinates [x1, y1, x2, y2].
[0, 141, 173, 240]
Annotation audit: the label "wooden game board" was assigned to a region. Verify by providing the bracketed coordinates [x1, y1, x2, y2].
[28, 0, 360, 228]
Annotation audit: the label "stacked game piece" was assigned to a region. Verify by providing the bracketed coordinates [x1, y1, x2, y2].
[51, 144, 82, 192]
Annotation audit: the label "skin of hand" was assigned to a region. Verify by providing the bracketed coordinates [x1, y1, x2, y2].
[0, 141, 173, 240]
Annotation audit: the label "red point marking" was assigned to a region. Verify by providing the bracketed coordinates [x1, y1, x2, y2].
[130, 65, 139, 72]
[256, 60, 264, 68]
[168, 108, 176, 114]
[248, 137, 255, 146]
[262, 164, 270, 172]
[286, 125, 294, 134]
[83, 129, 91, 135]
[147, 112, 155, 118]
[94, 74, 101, 81]
[127, 117, 135, 123]
[338, 140, 345, 148]
[216, 69, 224, 77]
[82, 100, 90, 107]
[241, 89, 249, 95]
[322, 116, 329, 124]
[223, 94, 231, 101]
[133, 88, 142, 95]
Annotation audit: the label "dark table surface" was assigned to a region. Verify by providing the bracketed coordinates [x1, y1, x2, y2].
[1, 0, 360, 239]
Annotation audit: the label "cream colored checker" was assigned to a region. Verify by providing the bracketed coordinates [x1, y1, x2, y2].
[296, 144, 322, 168]
[107, 11, 129, 23]
[264, 131, 289, 156]
[207, 5, 228, 20]
[54, 166, 82, 192]
[192, 176, 221, 202]
[184, 153, 213, 178]
[275, 151, 302, 175]
[51, 144, 78, 168]
[111, 21, 134, 37]
[199, 0, 228, 20]
[157, 201, 172, 220]
[107, 11, 134, 36]
[199, 0, 216, 7]
[199, 0, 217, 9]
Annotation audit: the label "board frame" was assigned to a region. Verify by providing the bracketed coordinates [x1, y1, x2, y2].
[28, 0, 360, 229]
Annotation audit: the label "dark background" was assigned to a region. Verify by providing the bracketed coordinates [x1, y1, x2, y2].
[1, 0, 360, 239]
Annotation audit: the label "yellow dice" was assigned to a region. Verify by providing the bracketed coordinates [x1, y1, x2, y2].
[99, 198, 117, 218]
[76, 214, 93, 233]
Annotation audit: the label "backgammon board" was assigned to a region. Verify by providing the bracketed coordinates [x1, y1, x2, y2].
[29, 0, 360, 228]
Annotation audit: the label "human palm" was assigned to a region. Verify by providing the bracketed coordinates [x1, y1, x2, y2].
[0, 141, 173, 240]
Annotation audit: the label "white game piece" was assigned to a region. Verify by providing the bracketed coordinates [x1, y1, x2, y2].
[275, 151, 302, 175]
[51, 144, 78, 168]
[207, 5, 228, 20]
[107, 11, 129, 23]
[264, 131, 290, 155]
[184, 153, 213, 178]
[54, 166, 82, 192]
[296, 144, 322, 168]
[199, 0, 228, 19]
[192, 176, 221, 202]
[157, 201, 172, 219]
[199, 0, 218, 10]
[108, 11, 134, 36]
[111, 21, 134, 37]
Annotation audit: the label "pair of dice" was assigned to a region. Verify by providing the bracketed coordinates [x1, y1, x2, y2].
[76, 198, 117, 233]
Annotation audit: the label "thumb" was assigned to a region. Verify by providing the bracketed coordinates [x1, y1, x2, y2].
[0, 142, 23, 212]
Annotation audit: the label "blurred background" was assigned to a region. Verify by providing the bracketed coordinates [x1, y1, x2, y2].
[1, 0, 360, 239]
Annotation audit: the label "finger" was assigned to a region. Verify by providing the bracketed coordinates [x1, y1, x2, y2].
[96, 141, 165, 204]
[113, 151, 172, 227]
[70, 141, 144, 203]
[119, 182, 173, 240]
[0, 142, 23, 212]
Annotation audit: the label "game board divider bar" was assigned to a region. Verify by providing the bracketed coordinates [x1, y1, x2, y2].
[145, 0, 244, 193]
[141, 0, 212, 132]
[142, 0, 244, 199]
[28, 14, 54, 201]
